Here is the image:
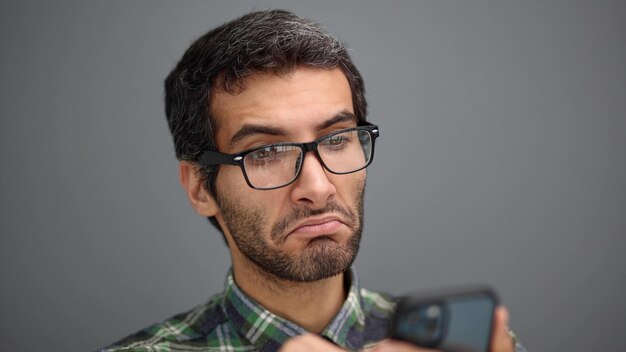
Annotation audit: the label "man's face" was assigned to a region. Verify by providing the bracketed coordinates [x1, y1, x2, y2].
[210, 67, 366, 282]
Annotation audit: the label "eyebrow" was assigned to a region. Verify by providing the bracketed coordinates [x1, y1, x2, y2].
[228, 125, 288, 149]
[317, 110, 357, 129]
[228, 110, 357, 149]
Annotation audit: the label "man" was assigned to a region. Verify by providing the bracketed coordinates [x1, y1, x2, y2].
[102, 10, 523, 352]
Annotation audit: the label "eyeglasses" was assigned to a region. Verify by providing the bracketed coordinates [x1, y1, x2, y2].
[198, 123, 379, 190]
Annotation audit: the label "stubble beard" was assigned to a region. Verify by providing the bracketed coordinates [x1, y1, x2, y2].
[215, 182, 365, 283]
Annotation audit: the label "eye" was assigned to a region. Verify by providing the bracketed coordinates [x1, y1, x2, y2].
[321, 133, 352, 151]
[328, 136, 347, 145]
[251, 146, 278, 160]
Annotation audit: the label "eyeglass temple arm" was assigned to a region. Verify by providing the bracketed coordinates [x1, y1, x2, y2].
[198, 150, 240, 166]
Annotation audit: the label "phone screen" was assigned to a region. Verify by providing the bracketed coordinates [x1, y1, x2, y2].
[439, 295, 495, 351]
[391, 288, 497, 352]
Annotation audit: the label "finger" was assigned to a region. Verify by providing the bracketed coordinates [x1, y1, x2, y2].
[279, 334, 345, 352]
[491, 306, 514, 352]
[368, 339, 439, 352]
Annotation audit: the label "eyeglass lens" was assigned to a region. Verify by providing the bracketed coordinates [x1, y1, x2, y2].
[242, 129, 373, 189]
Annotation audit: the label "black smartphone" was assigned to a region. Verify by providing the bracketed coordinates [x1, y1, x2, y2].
[390, 287, 499, 352]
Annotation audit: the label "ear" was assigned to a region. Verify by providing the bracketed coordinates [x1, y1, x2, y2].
[178, 161, 219, 217]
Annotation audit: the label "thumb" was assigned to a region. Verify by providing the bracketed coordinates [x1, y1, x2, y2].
[491, 306, 514, 352]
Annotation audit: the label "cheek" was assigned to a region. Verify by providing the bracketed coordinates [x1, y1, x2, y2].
[216, 166, 290, 219]
[215, 165, 249, 193]
[336, 172, 366, 200]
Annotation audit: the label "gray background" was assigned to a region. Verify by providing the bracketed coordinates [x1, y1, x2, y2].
[1, 1, 624, 351]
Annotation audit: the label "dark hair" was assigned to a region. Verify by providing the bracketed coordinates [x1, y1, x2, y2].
[164, 9, 367, 236]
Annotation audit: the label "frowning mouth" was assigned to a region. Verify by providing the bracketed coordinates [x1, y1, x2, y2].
[286, 216, 345, 238]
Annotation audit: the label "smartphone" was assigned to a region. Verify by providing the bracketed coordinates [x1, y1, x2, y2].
[389, 287, 499, 352]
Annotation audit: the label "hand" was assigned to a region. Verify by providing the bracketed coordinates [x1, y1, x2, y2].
[371, 306, 515, 352]
[279, 334, 345, 352]
[278, 335, 432, 352]
[489, 306, 516, 352]
[279, 306, 515, 352]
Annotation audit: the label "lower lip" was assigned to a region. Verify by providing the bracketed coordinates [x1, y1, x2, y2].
[289, 220, 343, 238]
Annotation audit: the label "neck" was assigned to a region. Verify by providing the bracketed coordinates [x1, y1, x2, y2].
[231, 255, 348, 334]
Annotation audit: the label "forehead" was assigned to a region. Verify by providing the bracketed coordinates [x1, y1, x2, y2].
[210, 67, 354, 150]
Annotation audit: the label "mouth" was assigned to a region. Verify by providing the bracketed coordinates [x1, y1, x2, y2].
[286, 216, 346, 239]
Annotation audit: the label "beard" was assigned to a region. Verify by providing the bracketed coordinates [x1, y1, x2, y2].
[215, 182, 364, 282]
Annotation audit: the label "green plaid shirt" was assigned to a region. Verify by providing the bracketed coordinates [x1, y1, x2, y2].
[100, 268, 395, 352]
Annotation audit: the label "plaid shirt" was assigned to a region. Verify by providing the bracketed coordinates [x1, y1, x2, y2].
[100, 269, 527, 352]
[100, 268, 395, 352]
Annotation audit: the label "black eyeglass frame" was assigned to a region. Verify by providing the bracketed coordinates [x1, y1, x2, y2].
[197, 122, 380, 190]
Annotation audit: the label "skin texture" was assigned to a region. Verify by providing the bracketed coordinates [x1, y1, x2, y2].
[179, 67, 366, 333]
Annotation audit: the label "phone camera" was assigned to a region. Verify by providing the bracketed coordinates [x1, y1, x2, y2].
[398, 303, 446, 346]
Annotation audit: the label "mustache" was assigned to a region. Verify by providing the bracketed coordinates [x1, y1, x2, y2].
[271, 201, 357, 242]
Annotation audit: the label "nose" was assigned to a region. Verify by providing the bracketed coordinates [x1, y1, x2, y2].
[289, 152, 336, 208]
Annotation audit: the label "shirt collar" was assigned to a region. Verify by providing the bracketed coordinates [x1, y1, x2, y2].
[320, 268, 366, 350]
[220, 268, 367, 351]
